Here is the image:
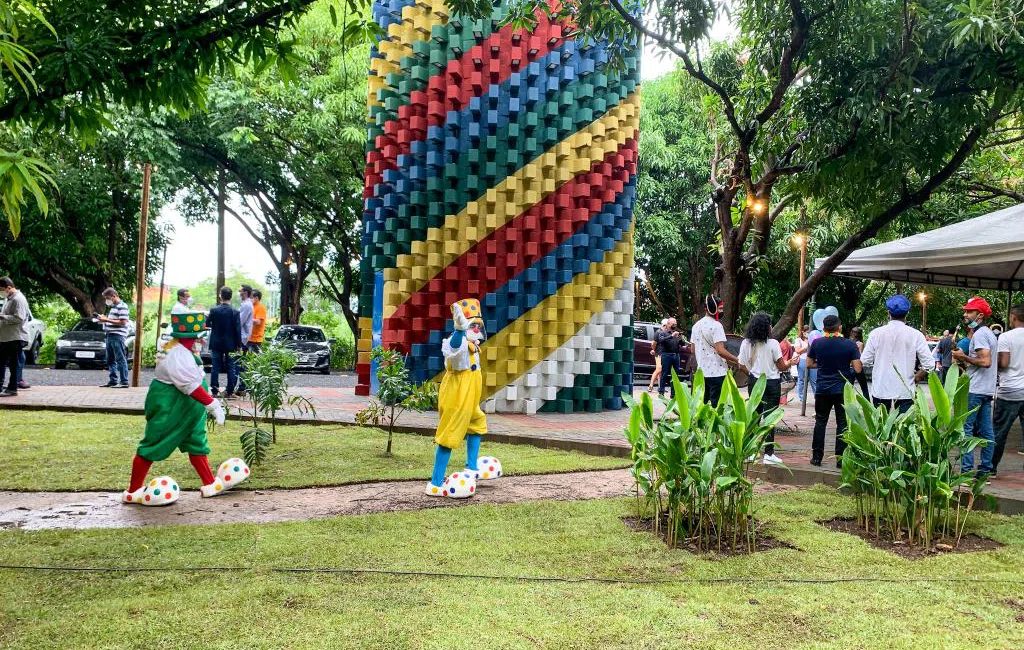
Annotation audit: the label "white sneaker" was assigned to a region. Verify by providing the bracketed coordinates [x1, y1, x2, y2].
[763, 454, 784, 466]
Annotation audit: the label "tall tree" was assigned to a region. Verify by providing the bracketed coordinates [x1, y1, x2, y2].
[634, 70, 718, 325]
[172, 3, 369, 324]
[0, 120, 174, 315]
[0, 0, 371, 236]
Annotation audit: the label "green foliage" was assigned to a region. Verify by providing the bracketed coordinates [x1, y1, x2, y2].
[235, 341, 315, 464]
[356, 347, 431, 455]
[0, 120, 173, 315]
[840, 365, 987, 549]
[634, 70, 718, 323]
[188, 270, 268, 312]
[623, 369, 784, 552]
[330, 337, 355, 370]
[173, 4, 370, 324]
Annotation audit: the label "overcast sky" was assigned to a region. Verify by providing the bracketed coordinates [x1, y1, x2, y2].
[160, 34, 716, 288]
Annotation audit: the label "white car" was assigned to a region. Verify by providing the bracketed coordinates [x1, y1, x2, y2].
[0, 300, 46, 364]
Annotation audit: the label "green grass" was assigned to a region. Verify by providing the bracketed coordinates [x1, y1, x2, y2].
[1, 487, 1023, 649]
[0, 410, 627, 491]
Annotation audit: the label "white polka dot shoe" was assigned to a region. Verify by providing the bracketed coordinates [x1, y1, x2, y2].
[215, 458, 250, 490]
[199, 479, 227, 498]
[441, 471, 477, 498]
[424, 482, 445, 497]
[126, 475, 180, 506]
[121, 487, 145, 504]
[475, 456, 503, 481]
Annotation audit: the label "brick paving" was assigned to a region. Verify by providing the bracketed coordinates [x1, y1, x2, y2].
[3, 384, 1023, 507]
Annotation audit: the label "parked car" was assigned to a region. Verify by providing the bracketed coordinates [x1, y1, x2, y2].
[55, 319, 136, 369]
[156, 324, 213, 368]
[632, 321, 694, 382]
[273, 325, 332, 374]
[0, 300, 45, 363]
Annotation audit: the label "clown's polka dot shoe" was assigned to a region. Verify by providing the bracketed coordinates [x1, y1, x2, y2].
[441, 471, 476, 498]
[475, 456, 503, 481]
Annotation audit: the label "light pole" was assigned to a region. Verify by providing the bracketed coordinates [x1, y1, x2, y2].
[793, 233, 808, 335]
[919, 291, 928, 334]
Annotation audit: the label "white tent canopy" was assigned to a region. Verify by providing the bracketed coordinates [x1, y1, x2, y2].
[818, 203, 1024, 291]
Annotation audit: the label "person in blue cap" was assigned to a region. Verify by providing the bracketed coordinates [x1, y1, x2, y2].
[860, 294, 934, 413]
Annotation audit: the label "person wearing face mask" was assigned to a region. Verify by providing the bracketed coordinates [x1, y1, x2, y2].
[0, 277, 29, 397]
[97, 287, 131, 388]
[171, 288, 194, 314]
[425, 298, 502, 498]
[952, 296, 998, 479]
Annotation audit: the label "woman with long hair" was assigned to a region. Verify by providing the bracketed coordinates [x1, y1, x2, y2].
[738, 312, 798, 465]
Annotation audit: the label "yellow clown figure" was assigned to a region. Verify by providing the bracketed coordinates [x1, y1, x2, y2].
[425, 298, 503, 498]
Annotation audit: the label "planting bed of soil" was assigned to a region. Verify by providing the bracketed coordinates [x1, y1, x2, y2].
[622, 515, 796, 556]
[818, 517, 1004, 559]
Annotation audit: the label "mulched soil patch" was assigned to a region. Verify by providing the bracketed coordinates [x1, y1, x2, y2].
[818, 517, 1003, 559]
[622, 515, 797, 557]
[1005, 599, 1024, 623]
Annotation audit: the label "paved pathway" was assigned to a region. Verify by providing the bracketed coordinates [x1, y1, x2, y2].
[0, 469, 637, 530]
[3, 384, 1023, 507]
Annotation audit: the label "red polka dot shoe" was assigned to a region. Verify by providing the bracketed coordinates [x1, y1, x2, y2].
[123, 475, 180, 506]
[215, 457, 251, 491]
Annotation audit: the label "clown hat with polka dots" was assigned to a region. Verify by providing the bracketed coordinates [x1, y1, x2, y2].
[451, 298, 483, 331]
[168, 311, 206, 338]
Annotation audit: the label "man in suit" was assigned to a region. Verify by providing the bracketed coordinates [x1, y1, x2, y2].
[207, 286, 242, 398]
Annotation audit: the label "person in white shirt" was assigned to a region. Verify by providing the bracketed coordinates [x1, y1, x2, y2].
[993, 305, 1024, 474]
[738, 312, 799, 465]
[690, 294, 739, 405]
[170, 288, 194, 314]
[860, 294, 934, 413]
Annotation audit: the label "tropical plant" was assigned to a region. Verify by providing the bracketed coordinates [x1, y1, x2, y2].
[235, 341, 315, 465]
[623, 370, 784, 553]
[354, 347, 432, 455]
[839, 365, 986, 549]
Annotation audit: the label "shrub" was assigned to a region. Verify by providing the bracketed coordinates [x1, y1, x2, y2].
[355, 347, 431, 455]
[839, 365, 986, 548]
[330, 337, 355, 370]
[234, 342, 315, 466]
[624, 370, 783, 553]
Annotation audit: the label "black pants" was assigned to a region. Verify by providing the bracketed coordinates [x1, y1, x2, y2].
[748, 377, 781, 455]
[658, 353, 681, 396]
[813, 392, 848, 462]
[871, 397, 913, 414]
[0, 340, 20, 392]
[704, 374, 725, 405]
[993, 398, 1024, 471]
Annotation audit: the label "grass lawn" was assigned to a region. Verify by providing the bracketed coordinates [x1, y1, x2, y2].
[1, 487, 1023, 649]
[0, 411, 627, 491]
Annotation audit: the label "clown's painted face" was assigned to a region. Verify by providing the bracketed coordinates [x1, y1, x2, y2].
[467, 321, 485, 343]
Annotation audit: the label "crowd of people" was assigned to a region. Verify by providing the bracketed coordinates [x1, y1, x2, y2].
[0, 277, 266, 398]
[645, 293, 1024, 480]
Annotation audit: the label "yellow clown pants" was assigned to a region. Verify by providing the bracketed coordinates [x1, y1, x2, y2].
[434, 367, 487, 448]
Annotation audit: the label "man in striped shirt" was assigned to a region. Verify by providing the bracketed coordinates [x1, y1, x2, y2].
[98, 287, 131, 388]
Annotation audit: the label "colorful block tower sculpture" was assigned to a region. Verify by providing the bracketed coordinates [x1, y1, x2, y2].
[357, 0, 640, 414]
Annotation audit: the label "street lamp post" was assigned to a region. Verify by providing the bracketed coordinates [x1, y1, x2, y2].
[794, 234, 808, 335]
[919, 291, 928, 334]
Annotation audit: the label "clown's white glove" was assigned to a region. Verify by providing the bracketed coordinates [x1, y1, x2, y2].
[206, 399, 226, 425]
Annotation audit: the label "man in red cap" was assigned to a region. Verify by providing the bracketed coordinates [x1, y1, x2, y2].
[952, 296, 998, 478]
